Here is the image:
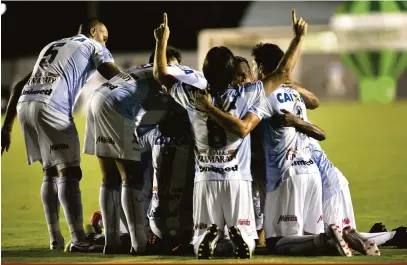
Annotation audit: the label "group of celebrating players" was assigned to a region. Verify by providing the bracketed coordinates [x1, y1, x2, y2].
[2, 9, 406, 259]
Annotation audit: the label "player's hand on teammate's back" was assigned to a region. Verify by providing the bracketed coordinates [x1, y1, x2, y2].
[291, 9, 308, 38]
[154, 13, 170, 42]
[1, 128, 11, 155]
[271, 109, 297, 129]
[194, 89, 212, 112]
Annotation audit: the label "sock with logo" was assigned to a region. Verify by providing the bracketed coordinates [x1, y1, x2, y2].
[100, 184, 121, 248]
[121, 184, 148, 253]
[41, 176, 64, 245]
[271, 234, 330, 255]
[57, 176, 86, 244]
[360, 231, 396, 246]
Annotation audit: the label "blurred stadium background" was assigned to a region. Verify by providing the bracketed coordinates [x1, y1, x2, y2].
[2, 1, 407, 263]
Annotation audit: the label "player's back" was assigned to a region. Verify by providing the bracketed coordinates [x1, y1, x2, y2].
[103, 63, 207, 123]
[170, 80, 267, 182]
[261, 86, 319, 193]
[18, 35, 113, 117]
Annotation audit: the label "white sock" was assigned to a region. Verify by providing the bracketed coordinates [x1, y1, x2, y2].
[275, 234, 328, 255]
[41, 176, 63, 244]
[360, 231, 396, 246]
[121, 184, 148, 252]
[100, 184, 121, 247]
[57, 176, 85, 244]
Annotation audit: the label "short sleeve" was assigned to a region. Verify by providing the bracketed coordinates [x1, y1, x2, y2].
[91, 43, 115, 68]
[169, 81, 200, 109]
[244, 81, 273, 120]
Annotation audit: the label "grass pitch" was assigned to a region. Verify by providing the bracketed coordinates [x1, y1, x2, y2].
[2, 101, 407, 263]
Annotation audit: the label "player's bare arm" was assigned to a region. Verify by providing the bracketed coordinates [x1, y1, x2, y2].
[1, 72, 32, 155]
[272, 109, 326, 141]
[97, 62, 121, 80]
[262, 9, 308, 95]
[195, 90, 261, 138]
[153, 13, 177, 91]
[283, 80, 319, 109]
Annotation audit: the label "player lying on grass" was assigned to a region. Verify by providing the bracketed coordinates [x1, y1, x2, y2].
[1, 19, 120, 252]
[153, 9, 309, 259]
[83, 46, 207, 255]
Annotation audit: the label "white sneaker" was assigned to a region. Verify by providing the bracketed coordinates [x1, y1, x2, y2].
[342, 226, 380, 256]
[326, 224, 353, 257]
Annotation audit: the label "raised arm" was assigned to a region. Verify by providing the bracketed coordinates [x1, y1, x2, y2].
[153, 13, 177, 91]
[262, 9, 308, 95]
[271, 109, 326, 141]
[1, 72, 32, 154]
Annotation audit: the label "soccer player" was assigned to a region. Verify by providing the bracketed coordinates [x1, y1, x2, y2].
[153, 10, 306, 259]
[1, 19, 120, 252]
[139, 100, 195, 254]
[83, 49, 207, 255]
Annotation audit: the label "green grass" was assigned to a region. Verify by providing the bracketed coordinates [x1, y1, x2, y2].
[2, 101, 407, 263]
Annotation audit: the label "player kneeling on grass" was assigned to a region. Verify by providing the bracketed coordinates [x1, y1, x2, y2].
[83, 48, 207, 255]
[153, 10, 307, 259]
[1, 19, 120, 252]
[139, 100, 195, 255]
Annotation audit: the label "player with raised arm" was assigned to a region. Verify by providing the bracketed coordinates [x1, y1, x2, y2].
[1, 19, 120, 252]
[153, 11, 306, 259]
[83, 46, 207, 255]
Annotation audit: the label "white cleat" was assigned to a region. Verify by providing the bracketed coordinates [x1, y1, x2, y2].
[342, 226, 380, 256]
[326, 224, 353, 257]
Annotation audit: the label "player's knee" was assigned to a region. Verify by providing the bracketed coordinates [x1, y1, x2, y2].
[119, 161, 143, 189]
[59, 166, 82, 181]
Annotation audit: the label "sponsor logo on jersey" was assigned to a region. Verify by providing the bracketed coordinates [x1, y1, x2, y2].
[96, 136, 115, 145]
[198, 165, 238, 173]
[194, 223, 208, 230]
[292, 159, 315, 166]
[277, 215, 298, 224]
[26, 75, 59, 86]
[198, 149, 237, 163]
[238, 219, 251, 226]
[50, 143, 69, 153]
[101, 82, 118, 90]
[342, 217, 351, 226]
[22, 88, 53, 96]
[276, 92, 304, 104]
[154, 136, 191, 146]
[317, 215, 324, 223]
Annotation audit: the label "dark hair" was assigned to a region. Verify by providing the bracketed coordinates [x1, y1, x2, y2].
[235, 56, 249, 66]
[149, 46, 182, 64]
[78, 18, 103, 37]
[251, 43, 284, 74]
[202, 46, 235, 89]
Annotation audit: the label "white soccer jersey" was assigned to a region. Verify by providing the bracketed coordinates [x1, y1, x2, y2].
[261, 86, 320, 193]
[170, 80, 269, 182]
[18, 34, 114, 117]
[101, 64, 208, 127]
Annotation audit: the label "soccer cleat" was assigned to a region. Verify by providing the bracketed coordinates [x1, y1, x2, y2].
[89, 211, 103, 234]
[69, 241, 104, 253]
[228, 226, 252, 259]
[342, 226, 380, 256]
[388, 227, 407, 249]
[369, 222, 388, 233]
[197, 224, 219, 259]
[326, 224, 353, 257]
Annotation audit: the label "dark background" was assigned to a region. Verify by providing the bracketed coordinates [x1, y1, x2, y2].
[2, 1, 250, 59]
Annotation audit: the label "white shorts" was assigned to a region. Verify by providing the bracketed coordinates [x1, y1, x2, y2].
[17, 101, 80, 170]
[192, 180, 258, 254]
[323, 184, 356, 231]
[83, 88, 141, 161]
[264, 173, 324, 238]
